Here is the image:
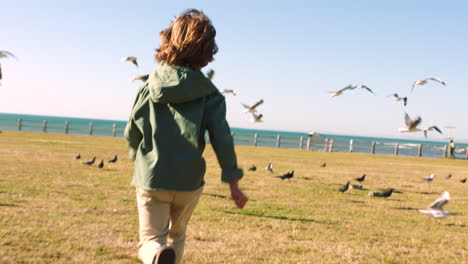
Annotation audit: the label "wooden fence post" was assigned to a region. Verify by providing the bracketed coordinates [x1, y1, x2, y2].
[89, 122, 93, 135]
[112, 123, 117, 137]
[276, 135, 281, 148]
[371, 141, 376, 154]
[299, 136, 303, 149]
[324, 138, 328, 151]
[253, 133, 258, 146]
[417, 144, 422, 157]
[394, 143, 399, 155]
[306, 137, 311, 150]
[64, 121, 69, 134]
[443, 145, 447, 158]
[465, 147, 468, 160]
[17, 118, 22, 131]
[42, 120, 47, 133]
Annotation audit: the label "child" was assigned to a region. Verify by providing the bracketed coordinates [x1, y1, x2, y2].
[124, 9, 248, 264]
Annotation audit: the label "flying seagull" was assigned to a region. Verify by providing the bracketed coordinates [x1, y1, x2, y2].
[276, 170, 294, 181]
[336, 181, 350, 193]
[391, 93, 408, 106]
[418, 191, 450, 218]
[98, 160, 104, 168]
[399, 112, 422, 133]
[221, 89, 236, 96]
[329, 84, 354, 97]
[120, 56, 138, 67]
[352, 84, 375, 95]
[109, 155, 118, 163]
[423, 126, 442, 138]
[248, 165, 257, 171]
[82, 157, 96, 166]
[422, 173, 435, 183]
[250, 112, 263, 123]
[411, 77, 446, 92]
[0, 50, 18, 85]
[266, 163, 273, 173]
[241, 99, 264, 113]
[355, 174, 366, 183]
[74, 154, 81, 160]
[130, 74, 149, 82]
[368, 188, 394, 198]
[206, 69, 214, 80]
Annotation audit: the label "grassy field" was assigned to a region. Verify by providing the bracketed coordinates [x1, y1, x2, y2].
[0, 131, 466, 264]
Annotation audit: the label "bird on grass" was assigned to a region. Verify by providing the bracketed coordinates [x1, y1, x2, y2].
[109, 155, 118, 163]
[411, 77, 446, 92]
[248, 165, 257, 171]
[74, 154, 81, 159]
[130, 74, 149, 82]
[355, 174, 366, 183]
[120, 56, 138, 67]
[350, 184, 363, 190]
[320, 162, 327, 167]
[390, 93, 408, 106]
[368, 188, 394, 198]
[82, 157, 96, 165]
[445, 173, 452, 179]
[266, 163, 273, 173]
[399, 112, 422, 133]
[276, 171, 294, 181]
[241, 99, 264, 113]
[418, 191, 450, 218]
[461, 177, 467, 184]
[98, 160, 104, 169]
[422, 173, 435, 183]
[0, 50, 17, 85]
[336, 181, 350, 193]
[250, 113, 263, 123]
[423, 126, 442, 138]
[206, 69, 214, 80]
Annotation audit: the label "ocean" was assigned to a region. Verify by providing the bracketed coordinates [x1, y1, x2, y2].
[1, 112, 466, 159]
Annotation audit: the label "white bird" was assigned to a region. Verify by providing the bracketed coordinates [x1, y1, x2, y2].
[266, 163, 273, 173]
[411, 77, 446, 92]
[120, 56, 138, 67]
[399, 113, 422, 133]
[250, 112, 263, 123]
[206, 69, 215, 80]
[391, 93, 407, 106]
[221, 89, 236, 96]
[418, 191, 451, 218]
[423, 126, 442, 138]
[352, 84, 375, 95]
[422, 173, 435, 182]
[130, 74, 149, 82]
[241, 99, 264, 113]
[328, 84, 354, 97]
[0, 50, 18, 86]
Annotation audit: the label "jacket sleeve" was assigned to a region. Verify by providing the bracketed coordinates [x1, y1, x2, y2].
[205, 93, 243, 183]
[124, 118, 143, 160]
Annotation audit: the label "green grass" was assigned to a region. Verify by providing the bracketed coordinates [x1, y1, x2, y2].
[0, 131, 467, 263]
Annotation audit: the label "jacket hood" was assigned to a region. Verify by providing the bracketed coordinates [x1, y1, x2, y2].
[147, 62, 218, 104]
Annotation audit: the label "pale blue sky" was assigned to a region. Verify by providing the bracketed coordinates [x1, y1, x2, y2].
[1, 0, 467, 141]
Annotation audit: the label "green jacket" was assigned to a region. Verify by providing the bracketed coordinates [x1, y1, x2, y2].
[125, 62, 243, 191]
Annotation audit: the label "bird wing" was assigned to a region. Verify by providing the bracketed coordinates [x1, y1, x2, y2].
[0, 50, 17, 60]
[392, 93, 399, 98]
[411, 80, 418, 91]
[432, 126, 442, 134]
[404, 113, 413, 127]
[0, 64, 2, 81]
[409, 116, 421, 130]
[338, 84, 354, 93]
[427, 77, 446, 85]
[250, 99, 264, 109]
[428, 192, 450, 210]
[362, 86, 375, 95]
[241, 103, 250, 109]
[403, 97, 407, 106]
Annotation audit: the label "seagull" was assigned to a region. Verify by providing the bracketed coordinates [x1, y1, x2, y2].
[418, 191, 450, 218]
[74, 154, 81, 160]
[130, 74, 149, 82]
[266, 163, 273, 173]
[221, 89, 236, 96]
[206, 69, 214, 80]
[0, 50, 17, 85]
[328, 84, 354, 97]
[350, 184, 363, 190]
[352, 84, 375, 95]
[109, 155, 118, 163]
[250, 113, 263, 123]
[82, 157, 96, 166]
[355, 174, 366, 183]
[241, 99, 264, 113]
[391, 93, 408, 106]
[336, 181, 350, 193]
[422, 173, 435, 182]
[248, 165, 257, 171]
[445, 173, 452, 179]
[423, 126, 442, 138]
[276, 170, 294, 180]
[120, 56, 138, 67]
[461, 177, 467, 183]
[368, 188, 394, 198]
[399, 112, 422, 133]
[320, 162, 326, 167]
[98, 160, 104, 168]
[411, 77, 446, 92]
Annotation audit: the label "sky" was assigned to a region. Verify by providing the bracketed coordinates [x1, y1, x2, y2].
[1, 0, 468, 141]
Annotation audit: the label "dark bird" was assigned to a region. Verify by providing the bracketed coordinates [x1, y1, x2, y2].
[82, 157, 96, 165]
[98, 160, 104, 168]
[275, 170, 294, 180]
[74, 154, 81, 159]
[355, 174, 366, 183]
[350, 184, 363, 190]
[445, 173, 452, 179]
[368, 188, 394, 198]
[336, 181, 350, 193]
[248, 165, 257, 171]
[206, 69, 214, 80]
[109, 155, 118, 163]
[461, 177, 467, 184]
[321, 162, 327, 167]
[266, 163, 273, 173]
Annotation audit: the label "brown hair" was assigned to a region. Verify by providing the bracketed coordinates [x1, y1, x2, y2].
[155, 9, 218, 70]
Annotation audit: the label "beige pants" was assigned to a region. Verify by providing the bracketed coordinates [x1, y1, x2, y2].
[136, 187, 203, 264]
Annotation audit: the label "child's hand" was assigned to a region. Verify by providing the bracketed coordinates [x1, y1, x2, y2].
[229, 180, 248, 208]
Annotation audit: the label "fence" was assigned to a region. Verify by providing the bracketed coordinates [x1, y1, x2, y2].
[1, 117, 466, 159]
